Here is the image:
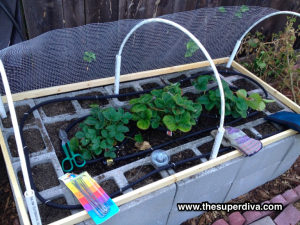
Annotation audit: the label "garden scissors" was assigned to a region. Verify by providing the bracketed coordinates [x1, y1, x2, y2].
[59, 129, 86, 172]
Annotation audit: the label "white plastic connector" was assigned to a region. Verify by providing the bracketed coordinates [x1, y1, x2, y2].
[0, 60, 42, 225]
[114, 55, 121, 94]
[210, 127, 225, 160]
[226, 40, 241, 68]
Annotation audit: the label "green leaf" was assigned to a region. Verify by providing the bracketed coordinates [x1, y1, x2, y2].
[154, 98, 165, 108]
[89, 103, 99, 108]
[131, 104, 147, 112]
[142, 109, 152, 120]
[218, 7, 226, 12]
[162, 92, 173, 104]
[262, 99, 276, 103]
[137, 119, 150, 130]
[108, 131, 116, 138]
[195, 76, 208, 91]
[69, 137, 79, 151]
[129, 98, 140, 104]
[248, 39, 258, 48]
[249, 93, 263, 102]
[235, 11, 242, 18]
[163, 115, 177, 131]
[106, 138, 114, 145]
[117, 125, 129, 133]
[139, 94, 153, 104]
[134, 134, 143, 143]
[256, 61, 266, 69]
[81, 138, 90, 146]
[109, 152, 116, 158]
[99, 140, 106, 149]
[92, 136, 101, 144]
[257, 101, 266, 111]
[173, 94, 184, 105]
[186, 39, 200, 56]
[151, 89, 164, 97]
[236, 97, 248, 111]
[178, 122, 192, 132]
[236, 89, 247, 98]
[246, 99, 260, 110]
[88, 129, 96, 134]
[84, 117, 98, 125]
[205, 102, 215, 111]
[75, 131, 85, 139]
[95, 148, 102, 155]
[197, 95, 210, 104]
[83, 151, 92, 160]
[101, 130, 108, 138]
[151, 121, 159, 129]
[115, 132, 125, 142]
[91, 143, 99, 150]
[106, 125, 117, 132]
[178, 111, 190, 123]
[240, 5, 249, 12]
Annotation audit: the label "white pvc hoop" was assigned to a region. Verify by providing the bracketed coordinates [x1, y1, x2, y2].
[227, 11, 300, 68]
[114, 18, 225, 160]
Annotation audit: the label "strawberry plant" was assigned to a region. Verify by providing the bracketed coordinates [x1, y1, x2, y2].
[195, 75, 274, 118]
[69, 106, 133, 159]
[129, 83, 202, 132]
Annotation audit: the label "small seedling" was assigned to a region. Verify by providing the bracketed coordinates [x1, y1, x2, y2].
[83, 51, 96, 63]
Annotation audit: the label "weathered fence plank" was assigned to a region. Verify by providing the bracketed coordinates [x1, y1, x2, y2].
[63, 0, 85, 28]
[21, 0, 64, 39]
[85, 0, 119, 23]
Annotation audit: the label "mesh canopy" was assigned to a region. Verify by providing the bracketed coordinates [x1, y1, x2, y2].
[0, 6, 278, 94]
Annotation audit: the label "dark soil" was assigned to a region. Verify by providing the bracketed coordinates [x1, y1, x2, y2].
[8, 129, 45, 157]
[0, 150, 20, 225]
[1, 105, 35, 128]
[197, 141, 228, 158]
[141, 83, 160, 90]
[42, 101, 76, 117]
[171, 150, 201, 173]
[254, 122, 281, 136]
[242, 129, 255, 138]
[18, 163, 59, 193]
[266, 102, 283, 113]
[39, 197, 71, 224]
[168, 74, 192, 88]
[124, 165, 162, 190]
[233, 111, 266, 126]
[76, 92, 109, 109]
[183, 92, 199, 102]
[117, 87, 140, 102]
[99, 179, 120, 196]
[232, 79, 257, 91]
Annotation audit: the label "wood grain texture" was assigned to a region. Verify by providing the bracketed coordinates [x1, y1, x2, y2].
[63, 0, 85, 27]
[21, 0, 64, 39]
[85, 0, 119, 23]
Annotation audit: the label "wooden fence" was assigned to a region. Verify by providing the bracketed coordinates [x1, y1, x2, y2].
[21, 0, 300, 39]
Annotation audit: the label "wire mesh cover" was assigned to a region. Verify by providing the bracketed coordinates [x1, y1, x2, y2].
[0, 6, 278, 94]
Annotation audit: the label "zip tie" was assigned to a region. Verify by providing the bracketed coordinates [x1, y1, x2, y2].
[119, 188, 123, 194]
[23, 146, 27, 149]
[24, 113, 29, 115]
[45, 199, 51, 205]
[171, 162, 176, 169]
[115, 146, 119, 149]
[150, 147, 153, 151]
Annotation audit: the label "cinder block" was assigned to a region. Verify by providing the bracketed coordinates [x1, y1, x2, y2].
[228, 211, 245, 225]
[282, 190, 300, 205]
[249, 216, 275, 225]
[243, 211, 263, 224]
[224, 162, 280, 202]
[270, 195, 287, 205]
[166, 185, 232, 225]
[234, 137, 295, 180]
[271, 157, 298, 180]
[274, 204, 300, 225]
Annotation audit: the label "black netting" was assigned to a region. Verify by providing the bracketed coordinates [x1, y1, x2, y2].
[0, 6, 278, 94]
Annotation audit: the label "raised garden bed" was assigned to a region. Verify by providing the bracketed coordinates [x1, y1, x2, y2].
[1, 58, 300, 225]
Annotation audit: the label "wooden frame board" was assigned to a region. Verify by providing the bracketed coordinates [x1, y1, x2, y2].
[1, 58, 299, 225]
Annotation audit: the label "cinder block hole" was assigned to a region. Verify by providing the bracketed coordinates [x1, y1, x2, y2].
[99, 179, 120, 196]
[217, 66, 235, 77]
[45, 119, 79, 153]
[170, 149, 201, 173]
[18, 163, 59, 193]
[2, 105, 34, 128]
[76, 91, 109, 109]
[141, 82, 160, 90]
[39, 197, 71, 224]
[42, 101, 76, 117]
[266, 102, 283, 113]
[232, 79, 257, 91]
[168, 74, 192, 88]
[242, 129, 256, 138]
[8, 129, 45, 157]
[124, 165, 162, 190]
[234, 111, 266, 126]
[183, 92, 199, 102]
[254, 122, 281, 136]
[197, 140, 228, 158]
[117, 87, 140, 102]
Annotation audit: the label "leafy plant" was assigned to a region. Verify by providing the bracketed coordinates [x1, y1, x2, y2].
[69, 106, 133, 159]
[218, 7, 226, 13]
[237, 16, 300, 104]
[235, 5, 249, 18]
[129, 83, 202, 132]
[194, 75, 274, 118]
[83, 51, 96, 62]
[185, 39, 200, 57]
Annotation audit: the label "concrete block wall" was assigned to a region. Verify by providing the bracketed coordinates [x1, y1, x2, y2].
[2, 64, 298, 224]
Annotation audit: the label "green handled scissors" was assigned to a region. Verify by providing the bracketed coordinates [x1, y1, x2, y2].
[59, 129, 86, 172]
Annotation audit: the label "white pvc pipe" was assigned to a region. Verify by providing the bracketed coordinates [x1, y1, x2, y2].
[0, 60, 41, 225]
[227, 11, 300, 68]
[114, 18, 225, 159]
[0, 94, 7, 118]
